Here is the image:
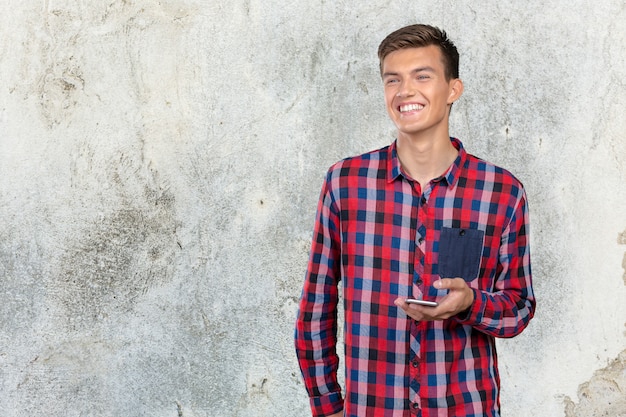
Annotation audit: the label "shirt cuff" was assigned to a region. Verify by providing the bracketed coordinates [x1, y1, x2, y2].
[310, 391, 344, 417]
[455, 287, 485, 325]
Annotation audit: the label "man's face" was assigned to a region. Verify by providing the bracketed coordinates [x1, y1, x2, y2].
[381, 45, 462, 141]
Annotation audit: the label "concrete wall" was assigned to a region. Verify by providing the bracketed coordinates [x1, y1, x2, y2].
[0, 1, 624, 416]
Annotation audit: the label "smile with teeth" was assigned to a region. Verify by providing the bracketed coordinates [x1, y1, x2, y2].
[399, 103, 424, 113]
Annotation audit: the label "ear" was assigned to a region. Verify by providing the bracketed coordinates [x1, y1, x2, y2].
[447, 78, 464, 104]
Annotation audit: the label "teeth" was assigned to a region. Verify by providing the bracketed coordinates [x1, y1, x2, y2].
[400, 103, 424, 112]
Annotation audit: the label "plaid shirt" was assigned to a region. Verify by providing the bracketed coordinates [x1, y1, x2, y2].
[295, 138, 535, 417]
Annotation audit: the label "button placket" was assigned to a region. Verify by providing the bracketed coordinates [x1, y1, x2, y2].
[414, 188, 426, 290]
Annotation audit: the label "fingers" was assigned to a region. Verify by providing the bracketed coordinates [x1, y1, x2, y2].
[435, 278, 475, 312]
[394, 297, 439, 321]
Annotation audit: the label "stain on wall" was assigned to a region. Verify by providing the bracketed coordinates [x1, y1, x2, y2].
[55, 177, 180, 331]
[564, 349, 626, 417]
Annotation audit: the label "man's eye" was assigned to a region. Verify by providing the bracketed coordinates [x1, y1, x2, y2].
[417, 75, 430, 80]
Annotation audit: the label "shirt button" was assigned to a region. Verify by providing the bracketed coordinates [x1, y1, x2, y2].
[420, 196, 427, 205]
[418, 237, 424, 244]
[460, 229, 466, 236]
[415, 278, 423, 285]
[412, 360, 419, 368]
[412, 402, 420, 409]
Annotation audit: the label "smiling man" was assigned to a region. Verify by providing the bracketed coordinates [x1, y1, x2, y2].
[295, 24, 536, 417]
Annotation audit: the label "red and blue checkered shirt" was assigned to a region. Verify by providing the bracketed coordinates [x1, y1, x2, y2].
[295, 138, 535, 417]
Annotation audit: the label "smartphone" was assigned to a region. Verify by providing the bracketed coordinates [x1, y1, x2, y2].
[405, 298, 438, 307]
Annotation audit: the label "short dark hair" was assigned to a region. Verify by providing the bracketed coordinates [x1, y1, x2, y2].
[378, 24, 459, 81]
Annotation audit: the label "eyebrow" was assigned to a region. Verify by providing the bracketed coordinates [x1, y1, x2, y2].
[412, 66, 436, 74]
[382, 66, 436, 78]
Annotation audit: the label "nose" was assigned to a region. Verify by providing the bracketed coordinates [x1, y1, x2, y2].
[396, 80, 416, 98]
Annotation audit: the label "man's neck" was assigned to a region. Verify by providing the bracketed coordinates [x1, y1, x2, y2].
[396, 132, 458, 188]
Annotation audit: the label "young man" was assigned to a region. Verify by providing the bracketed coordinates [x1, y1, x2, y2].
[295, 24, 535, 417]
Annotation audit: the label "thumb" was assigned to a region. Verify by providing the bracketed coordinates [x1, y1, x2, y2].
[435, 277, 464, 290]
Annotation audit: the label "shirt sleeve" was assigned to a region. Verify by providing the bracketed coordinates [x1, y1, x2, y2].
[294, 172, 344, 416]
[457, 188, 536, 338]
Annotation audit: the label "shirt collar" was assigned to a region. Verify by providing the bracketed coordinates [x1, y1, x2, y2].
[387, 137, 467, 188]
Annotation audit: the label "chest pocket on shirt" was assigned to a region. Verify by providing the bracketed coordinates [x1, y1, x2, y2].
[438, 227, 484, 282]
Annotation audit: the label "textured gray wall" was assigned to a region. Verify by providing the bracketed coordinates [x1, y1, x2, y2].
[1, 1, 625, 416]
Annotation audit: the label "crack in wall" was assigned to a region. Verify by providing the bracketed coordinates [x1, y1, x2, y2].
[617, 230, 626, 285]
